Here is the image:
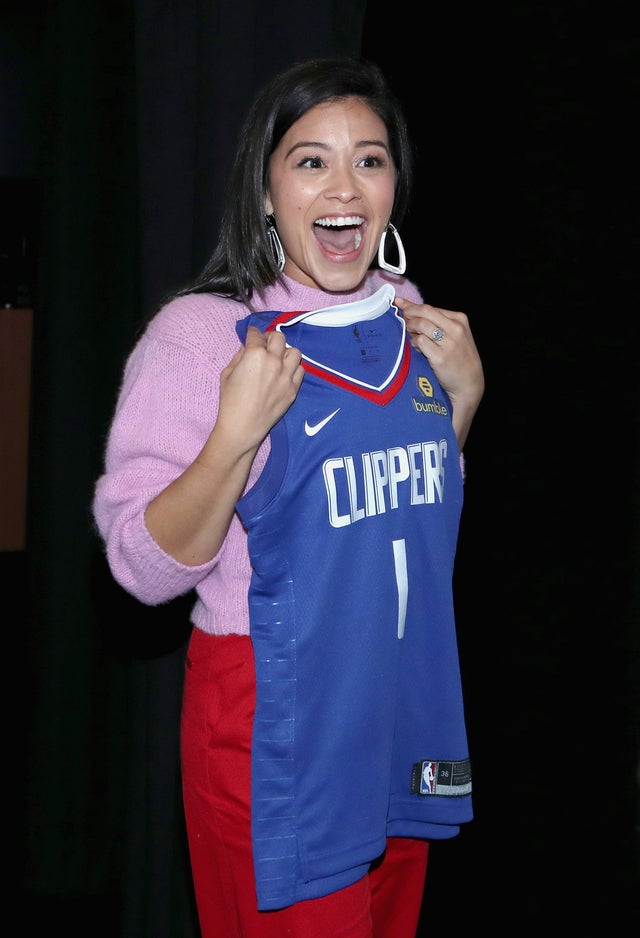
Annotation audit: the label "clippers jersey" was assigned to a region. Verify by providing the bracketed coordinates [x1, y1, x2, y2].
[236, 284, 472, 911]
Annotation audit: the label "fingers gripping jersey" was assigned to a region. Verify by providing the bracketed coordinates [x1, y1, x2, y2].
[236, 285, 472, 911]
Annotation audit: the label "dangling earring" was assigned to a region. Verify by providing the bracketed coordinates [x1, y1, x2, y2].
[266, 215, 285, 272]
[377, 222, 406, 275]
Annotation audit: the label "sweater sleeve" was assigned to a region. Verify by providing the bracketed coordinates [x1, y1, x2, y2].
[92, 297, 240, 605]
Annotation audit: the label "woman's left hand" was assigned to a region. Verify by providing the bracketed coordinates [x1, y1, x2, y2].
[394, 295, 485, 449]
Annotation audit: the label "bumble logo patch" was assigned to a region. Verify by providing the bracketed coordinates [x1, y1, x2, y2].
[417, 375, 433, 397]
[412, 375, 449, 416]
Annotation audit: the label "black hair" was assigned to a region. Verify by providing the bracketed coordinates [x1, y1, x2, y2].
[176, 57, 414, 302]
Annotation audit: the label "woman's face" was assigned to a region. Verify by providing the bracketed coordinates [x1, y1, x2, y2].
[265, 97, 396, 292]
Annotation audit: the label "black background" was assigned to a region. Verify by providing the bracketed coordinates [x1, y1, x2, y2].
[3, 1, 637, 934]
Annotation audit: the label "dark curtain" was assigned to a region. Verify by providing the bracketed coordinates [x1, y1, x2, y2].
[17, 2, 366, 936]
[8, 1, 639, 936]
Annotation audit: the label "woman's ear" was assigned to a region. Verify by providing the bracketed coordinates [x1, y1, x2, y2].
[264, 194, 274, 216]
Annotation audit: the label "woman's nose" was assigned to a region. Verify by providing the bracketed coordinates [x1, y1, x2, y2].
[324, 164, 362, 202]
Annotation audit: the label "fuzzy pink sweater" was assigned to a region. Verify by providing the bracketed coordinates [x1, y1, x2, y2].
[93, 270, 423, 635]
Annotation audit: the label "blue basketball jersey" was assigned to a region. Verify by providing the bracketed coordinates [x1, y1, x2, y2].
[236, 284, 472, 911]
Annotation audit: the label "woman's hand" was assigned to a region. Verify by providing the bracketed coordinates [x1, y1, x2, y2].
[394, 296, 484, 449]
[145, 327, 303, 566]
[217, 326, 304, 453]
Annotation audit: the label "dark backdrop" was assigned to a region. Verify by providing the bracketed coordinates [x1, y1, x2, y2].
[3, 1, 638, 935]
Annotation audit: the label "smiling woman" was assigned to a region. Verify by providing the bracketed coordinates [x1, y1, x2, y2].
[264, 96, 396, 290]
[92, 56, 484, 938]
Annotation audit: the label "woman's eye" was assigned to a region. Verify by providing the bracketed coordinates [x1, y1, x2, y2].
[298, 156, 324, 169]
[359, 155, 385, 168]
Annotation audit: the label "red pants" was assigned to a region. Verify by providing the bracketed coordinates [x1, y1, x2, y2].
[181, 629, 429, 938]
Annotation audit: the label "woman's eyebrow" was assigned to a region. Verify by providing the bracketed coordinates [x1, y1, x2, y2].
[284, 138, 390, 158]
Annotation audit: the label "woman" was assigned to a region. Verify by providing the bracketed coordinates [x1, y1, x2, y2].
[93, 57, 484, 938]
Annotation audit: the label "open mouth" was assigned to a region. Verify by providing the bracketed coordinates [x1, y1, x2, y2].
[313, 215, 365, 254]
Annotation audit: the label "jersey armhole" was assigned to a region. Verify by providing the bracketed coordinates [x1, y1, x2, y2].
[236, 420, 289, 523]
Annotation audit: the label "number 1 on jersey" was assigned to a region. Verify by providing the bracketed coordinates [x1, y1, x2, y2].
[392, 538, 408, 639]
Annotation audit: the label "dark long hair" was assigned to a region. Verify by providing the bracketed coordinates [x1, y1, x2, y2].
[177, 57, 414, 302]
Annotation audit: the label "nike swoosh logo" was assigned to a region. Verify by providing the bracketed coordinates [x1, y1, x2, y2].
[304, 408, 341, 436]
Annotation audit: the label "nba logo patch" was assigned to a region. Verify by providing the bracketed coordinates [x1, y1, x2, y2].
[420, 761, 436, 794]
[410, 757, 472, 797]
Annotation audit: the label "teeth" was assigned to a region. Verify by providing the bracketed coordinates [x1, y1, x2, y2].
[354, 230, 362, 250]
[315, 216, 365, 227]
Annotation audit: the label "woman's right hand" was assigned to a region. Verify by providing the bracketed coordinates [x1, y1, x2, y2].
[217, 326, 304, 453]
[144, 327, 303, 566]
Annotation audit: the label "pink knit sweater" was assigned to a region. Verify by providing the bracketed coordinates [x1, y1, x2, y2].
[93, 270, 423, 635]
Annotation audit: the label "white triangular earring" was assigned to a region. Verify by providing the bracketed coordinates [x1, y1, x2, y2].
[266, 215, 286, 272]
[377, 223, 406, 275]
